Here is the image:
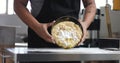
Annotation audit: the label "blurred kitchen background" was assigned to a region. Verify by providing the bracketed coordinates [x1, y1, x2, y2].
[0, 0, 120, 43]
[0, 0, 120, 63]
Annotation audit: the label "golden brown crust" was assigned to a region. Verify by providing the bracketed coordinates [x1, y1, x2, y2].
[51, 21, 83, 49]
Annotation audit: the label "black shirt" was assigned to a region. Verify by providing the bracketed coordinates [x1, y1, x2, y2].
[28, 0, 81, 48]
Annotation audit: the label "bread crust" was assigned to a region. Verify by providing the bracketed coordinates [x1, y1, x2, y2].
[51, 21, 83, 49]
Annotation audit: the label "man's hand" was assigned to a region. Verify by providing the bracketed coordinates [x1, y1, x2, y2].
[14, 0, 56, 44]
[77, 19, 88, 46]
[34, 21, 55, 43]
[77, 0, 96, 46]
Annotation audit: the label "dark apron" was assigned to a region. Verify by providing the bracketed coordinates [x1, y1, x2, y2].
[28, 0, 80, 48]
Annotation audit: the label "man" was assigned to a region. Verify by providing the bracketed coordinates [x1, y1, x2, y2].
[14, 0, 96, 62]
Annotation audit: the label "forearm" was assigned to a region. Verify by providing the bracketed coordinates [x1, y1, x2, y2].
[14, 0, 40, 31]
[82, 0, 96, 29]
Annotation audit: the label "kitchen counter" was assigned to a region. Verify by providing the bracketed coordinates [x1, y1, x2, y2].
[5, 47, 120, 63]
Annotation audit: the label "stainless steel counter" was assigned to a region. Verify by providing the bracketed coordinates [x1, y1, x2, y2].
[5, 47, 120, 63]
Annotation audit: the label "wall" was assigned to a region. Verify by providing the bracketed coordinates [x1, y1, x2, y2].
[100, 6, 120, 38]
[80, 5, 120, 38]
[0, 15, 28, 42]
[0, 15, 27, 35]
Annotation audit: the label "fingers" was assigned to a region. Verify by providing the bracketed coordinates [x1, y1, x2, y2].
[78, 33, 86, 46]
[77, 19, 88, 46]
[47, 20, 56, 27]
[52, 38, 56, 44]
[43, 28, 53, 42]
[44, 21, 56, 43]
[77, 37, 85, 46]
[46, 35, 55, 44]
[78, 29, 89, 46]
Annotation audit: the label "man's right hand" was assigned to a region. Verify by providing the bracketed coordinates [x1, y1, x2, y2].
[34, 21, 55, 43]
[14, 0, 56, 44]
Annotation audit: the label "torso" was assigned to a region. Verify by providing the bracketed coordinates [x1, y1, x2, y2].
[28, 0, 81, 48]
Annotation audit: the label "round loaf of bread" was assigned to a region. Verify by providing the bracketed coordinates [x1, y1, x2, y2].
[51, 21, 83, 49]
